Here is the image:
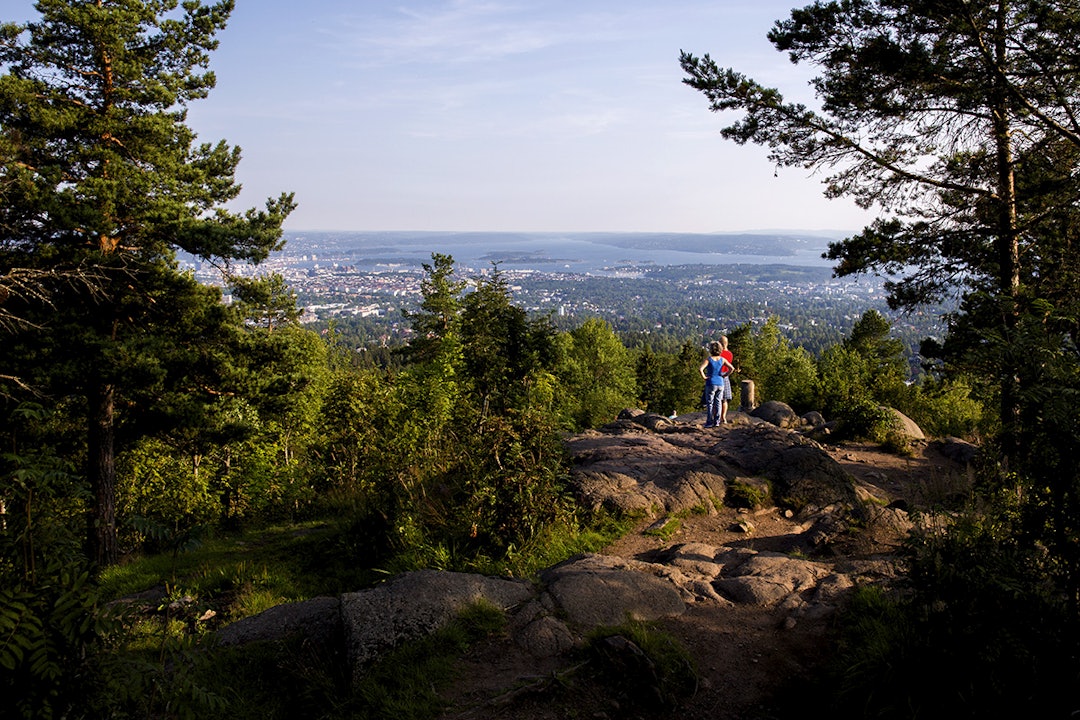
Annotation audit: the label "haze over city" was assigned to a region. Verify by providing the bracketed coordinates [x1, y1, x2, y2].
[4, 0, 880, 234]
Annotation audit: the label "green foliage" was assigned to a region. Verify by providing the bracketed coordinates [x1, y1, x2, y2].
[1, 404, 87, 582]
[0, 563, 111, 720]
[555, 317, 638, 429]
[830, 505, 1079, 719]
[1, 0, 294, 565]
[633, 340, 703, 416]
[826, 585, 918, 717]
[843, 309, 910, 407]
[905, 375, 986, 439]
[92, 633, 229, 720]
[118, 436, 219, 537]
[727, 479, 770, 509]
[228, 274, 303, 331]
[176, 600, 505, 720]
[97, 521, 344, 608]
[352, 601, 506, 720]
[731, 317, 817, 410]
[812, 310, 921, 441]
[642, 516, 682, 541]
[492, 510, 634, 578]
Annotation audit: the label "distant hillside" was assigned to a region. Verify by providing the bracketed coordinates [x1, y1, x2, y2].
[272, 230, 843, 273]
[578, 231, 832, 257]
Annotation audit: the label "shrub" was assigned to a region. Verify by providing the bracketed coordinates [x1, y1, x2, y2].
[828, 507, 1079, 718]
[0, 564, 112, 720]
[906, 376, 986, 439]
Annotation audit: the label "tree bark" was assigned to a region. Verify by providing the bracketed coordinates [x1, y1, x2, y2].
[991, 0, 1022, 466]
[87, 380, 118, 567]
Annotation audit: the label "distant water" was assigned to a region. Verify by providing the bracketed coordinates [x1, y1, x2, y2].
[279, 230, 847, 275]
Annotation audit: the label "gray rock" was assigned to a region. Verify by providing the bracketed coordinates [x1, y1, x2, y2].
[713, 552, 831, 607]
[340, 569, 533, 678]
[662, 543, 726, 578]
[565, 430, 731, 515]
[750, 400, 800, 429]
[209, 414, 893, 691]
[614, 408, 677, 432]
[516, 614, 578, 657]
[540, 554, 686, 628]
[713, 575, 793, 606]
[885, 407, 925, 440]
[718, 424, 864, 518]
[930, 436, 981, 465]
[216, 596, 341, 647]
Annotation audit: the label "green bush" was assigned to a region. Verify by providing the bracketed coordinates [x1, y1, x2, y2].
[835, 398, 896, 442]
[906, 376, 986, 439]
[732, 318, 818, 410]
[0, 564, 111, 720]
[727, 479, 771, 509]
[828, 508, 1079, 718]
[174, 600, 506, 720]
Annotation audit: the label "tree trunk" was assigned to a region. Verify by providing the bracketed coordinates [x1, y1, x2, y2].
[87, 380, 118, 567]
[991, 0, 1022, 465]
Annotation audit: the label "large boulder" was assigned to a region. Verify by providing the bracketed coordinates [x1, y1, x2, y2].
[717, 424, 864, 518]
[886, 407, 925, 440]
[713, 552, 833, 607]
[540, 554, 686, 628]
[750, 400, 801, 429]
[930, 436, 980, 465]
[340, 570, 533, 680]
[215, 596, 341, 647]
[565, 429, 732, 515]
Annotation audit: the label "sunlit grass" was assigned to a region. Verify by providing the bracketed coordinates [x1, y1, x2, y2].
[98, 521, 348, 621]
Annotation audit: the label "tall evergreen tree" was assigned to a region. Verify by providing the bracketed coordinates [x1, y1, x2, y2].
[0, 1, 294, 566]
[680, 0, 1080, 458]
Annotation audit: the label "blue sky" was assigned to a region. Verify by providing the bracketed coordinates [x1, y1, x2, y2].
[6, 0, 878, 234]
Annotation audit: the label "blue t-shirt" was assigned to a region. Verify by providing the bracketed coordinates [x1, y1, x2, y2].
[706, 357, 726, 384]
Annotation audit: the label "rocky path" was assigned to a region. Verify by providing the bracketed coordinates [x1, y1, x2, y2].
[436, 412, 975, 720]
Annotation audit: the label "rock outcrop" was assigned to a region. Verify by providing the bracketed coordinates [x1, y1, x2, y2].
[215, 408, 914, 686]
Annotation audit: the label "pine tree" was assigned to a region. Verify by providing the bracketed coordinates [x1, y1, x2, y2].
[680, 0, 1080, 458]
[0, 1, 294, 566]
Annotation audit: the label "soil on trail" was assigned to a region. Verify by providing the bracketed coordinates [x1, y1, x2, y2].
[438, 437, 970, 720]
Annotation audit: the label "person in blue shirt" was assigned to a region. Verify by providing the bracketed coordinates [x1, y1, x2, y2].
[699, 340, 735, 428]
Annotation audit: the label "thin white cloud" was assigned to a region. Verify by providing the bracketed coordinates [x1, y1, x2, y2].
[326, 0, 625, 67]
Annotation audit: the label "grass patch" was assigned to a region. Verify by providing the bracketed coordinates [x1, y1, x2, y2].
[643, 516, 682, 541]
[586, 619, 698, 710]
[99, 520, 394, 625]
[86, 509, 637, 718]
[727, 478, 771, 509]
[443, 511, 636, 578]
[353, 600, 506, 719]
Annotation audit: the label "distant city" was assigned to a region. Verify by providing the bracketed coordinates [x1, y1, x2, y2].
[180, 230, 946, 355]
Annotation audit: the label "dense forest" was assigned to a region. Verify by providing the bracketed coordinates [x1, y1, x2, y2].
[3, 1, 1080, 718]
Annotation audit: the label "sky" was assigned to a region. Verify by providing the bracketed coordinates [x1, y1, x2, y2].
[4, 0, 879, 234]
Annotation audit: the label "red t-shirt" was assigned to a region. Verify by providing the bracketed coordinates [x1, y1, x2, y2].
[720, 350, 733, 377]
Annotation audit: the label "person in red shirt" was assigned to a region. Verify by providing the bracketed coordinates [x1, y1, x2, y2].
[718, 335, 735, 424]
